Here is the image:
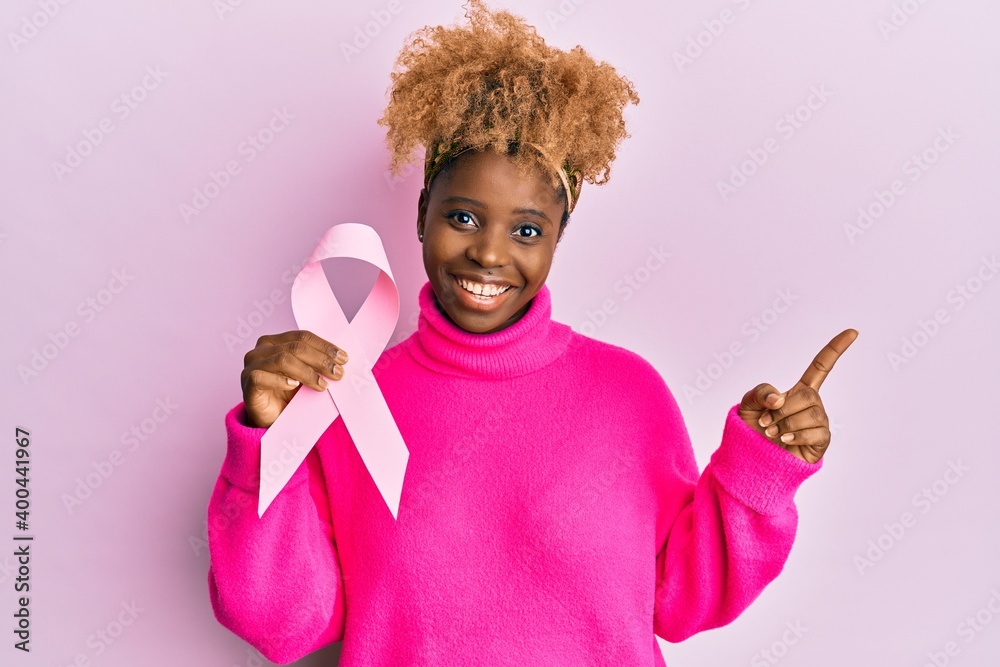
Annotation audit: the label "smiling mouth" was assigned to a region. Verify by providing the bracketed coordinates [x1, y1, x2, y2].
[452, 275, 514, 298]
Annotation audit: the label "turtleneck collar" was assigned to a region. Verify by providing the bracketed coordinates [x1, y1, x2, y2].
[407, 279, 573, 380]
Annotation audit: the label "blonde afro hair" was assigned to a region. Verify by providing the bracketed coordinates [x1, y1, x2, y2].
[376, 0, 640, 207]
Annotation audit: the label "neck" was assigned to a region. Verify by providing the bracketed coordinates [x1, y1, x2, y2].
[407, 279, 573, 380]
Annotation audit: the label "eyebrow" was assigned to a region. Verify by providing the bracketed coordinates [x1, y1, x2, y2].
[441, 196, 552, 225]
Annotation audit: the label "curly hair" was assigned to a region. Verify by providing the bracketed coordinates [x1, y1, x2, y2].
[376, 0, 640, 215]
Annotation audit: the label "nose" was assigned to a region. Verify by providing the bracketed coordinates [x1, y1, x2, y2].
[465, 223, 510, 268]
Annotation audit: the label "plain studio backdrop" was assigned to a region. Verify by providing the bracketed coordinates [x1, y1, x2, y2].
[2, 0, 998, 665]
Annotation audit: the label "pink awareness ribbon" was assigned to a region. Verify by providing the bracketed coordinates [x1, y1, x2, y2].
[257, 223, 409, 520]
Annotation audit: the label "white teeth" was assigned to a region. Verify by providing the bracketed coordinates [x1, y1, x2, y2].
[456, 277, 511, 297]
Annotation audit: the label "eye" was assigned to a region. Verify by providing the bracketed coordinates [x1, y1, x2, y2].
[516, 224, 542, 239]
[445, 211, 476, 226]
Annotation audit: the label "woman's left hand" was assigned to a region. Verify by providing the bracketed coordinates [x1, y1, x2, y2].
[738, 329, 858, 464]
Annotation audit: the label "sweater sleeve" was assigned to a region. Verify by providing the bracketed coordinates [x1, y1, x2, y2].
[206, 401, 346, 664]
[651, 388, 823, 642]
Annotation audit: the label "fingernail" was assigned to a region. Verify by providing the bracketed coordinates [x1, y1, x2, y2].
[318, 377, 328, 389]
[780, 433, 794, 443]
[333, 365, 344, 379]
[765, 425, 778, 437]
[766, 393, 778, 405]
[336, 349, 348, 364]
[759, 413, 772, 427]
[286, 378, 299, 387]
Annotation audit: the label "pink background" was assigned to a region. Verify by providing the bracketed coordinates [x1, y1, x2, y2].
[3, 0, 998, 665]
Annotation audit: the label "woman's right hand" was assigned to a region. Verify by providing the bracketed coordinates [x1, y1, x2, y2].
[241, 330, 349, 429]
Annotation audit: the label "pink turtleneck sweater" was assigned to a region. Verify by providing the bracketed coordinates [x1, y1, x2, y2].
[206, 279, 822, 666]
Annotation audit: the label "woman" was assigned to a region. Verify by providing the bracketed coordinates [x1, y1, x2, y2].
[206, 1, 856, 664]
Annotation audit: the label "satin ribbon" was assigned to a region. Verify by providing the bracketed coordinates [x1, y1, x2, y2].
[257, 223, 409, 520]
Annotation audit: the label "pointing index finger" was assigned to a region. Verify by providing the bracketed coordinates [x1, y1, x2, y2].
[798, 328, 859, 392]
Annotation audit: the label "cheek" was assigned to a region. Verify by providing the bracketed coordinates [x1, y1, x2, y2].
[424, 243, 463, 282]
[520, 247, 554, 279]
[423, 240, 451, 265]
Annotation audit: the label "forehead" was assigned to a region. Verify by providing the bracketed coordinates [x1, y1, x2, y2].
[435, 149, 562, 206]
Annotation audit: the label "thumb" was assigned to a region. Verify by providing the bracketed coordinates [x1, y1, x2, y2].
[739, 383, 785, 414]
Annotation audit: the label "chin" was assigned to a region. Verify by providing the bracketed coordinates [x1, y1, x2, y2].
[454, 308, 516, 334]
